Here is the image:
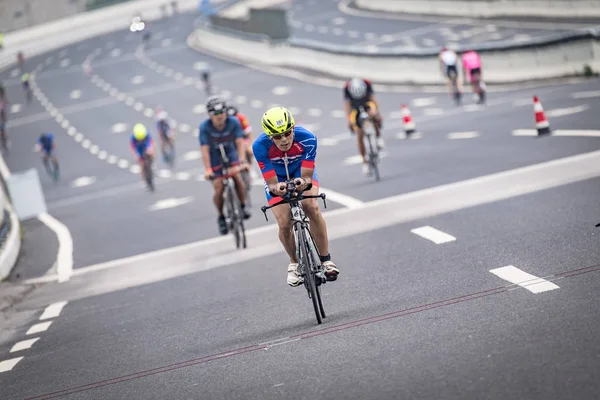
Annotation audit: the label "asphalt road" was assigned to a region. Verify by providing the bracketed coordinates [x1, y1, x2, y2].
[0, 7, 600, 400]
[288, 0, 600, 50]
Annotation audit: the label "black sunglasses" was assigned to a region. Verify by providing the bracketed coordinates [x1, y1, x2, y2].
[271, 130, 293, 140]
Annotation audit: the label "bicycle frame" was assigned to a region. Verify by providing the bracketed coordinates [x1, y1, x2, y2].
[217, 143, 246, 249]
[357, 106, 380, 181]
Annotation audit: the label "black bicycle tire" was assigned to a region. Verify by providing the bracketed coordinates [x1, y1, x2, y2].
[299, 227, 322, 324]
[144, 157, 154, 191]
[365, 133, 380, 182]
[303, 226, 326, 319]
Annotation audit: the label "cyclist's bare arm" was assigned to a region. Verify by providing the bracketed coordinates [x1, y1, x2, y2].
[235, 138, 246, 167]
[343, 98, 352, 119]
[200, 144, 212, 171]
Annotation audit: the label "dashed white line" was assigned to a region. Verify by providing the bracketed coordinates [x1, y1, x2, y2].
[134, 102, 144, 111]
[544, 105, 589, 118]
[235, 95, 247, 104]
[26, 321, 53, 335]
[118, 159, 130, 169]
[307, 108, 322, 117]
[98, 151, 108, 160]
[489, 265, 560, 294]
[71, 176, 96, 188]
[272, 86, 290, 96]
[39, 301, 68, 320]
[158, 169, 173, 178]
[107, 155, 118, 164]
[251, 100, 263, 108]
[10, 338, 40, 353]
[410, 226, 456, 244]
[175, 172, 191, 180]
[150, 196, 194, 211]
[448, 131, 479, 140]
[131, 75, 145, 85]
[571, 91, 600, 99]
[0, 357, 24, 372]
[70, 90, 81, 99]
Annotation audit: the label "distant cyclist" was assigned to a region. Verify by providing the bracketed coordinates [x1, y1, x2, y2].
[21, 73, 32, 102]
[199, 65, 212, 95]
[461, 49, 485, 104]
[17, 52, 25, 71]
[227, 105, 253, 164]
[253, 106, 340, 286]
[439, 45, 462, 102]
[130, 123, 155, 184]
[37, 132, 59, 178]
[156, 110, 175, 163]
[344, 77, 384, 176]
[200, 95, 250, 235]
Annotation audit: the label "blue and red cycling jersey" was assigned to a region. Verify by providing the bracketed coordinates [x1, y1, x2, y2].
[252, 125, 319, 204]
[130, 134, 153, 158]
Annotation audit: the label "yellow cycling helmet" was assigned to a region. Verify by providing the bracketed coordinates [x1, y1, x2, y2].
[21, 73, 30, 82]
[261, 106, 295, 137]
[133, 123, 147, 140]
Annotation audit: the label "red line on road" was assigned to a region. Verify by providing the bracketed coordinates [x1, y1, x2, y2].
[25, 262, 600, 399]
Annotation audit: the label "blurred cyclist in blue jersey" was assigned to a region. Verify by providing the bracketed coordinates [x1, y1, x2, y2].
[155, 110, 175, 162]
[200, 95, 251, 235]
[253, 106, 340, 287]
[37, 132, 59, 178]
[130, 123, 155, 183]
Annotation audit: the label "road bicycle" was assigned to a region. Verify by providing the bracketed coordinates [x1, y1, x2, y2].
[260, 156, 329, 324]
[448, 69, 462, 106]
[215, 143, 247, 249]
[42, 155, 60, 183]
[357, 105, 380, 182]
[142, 153, 155, 192]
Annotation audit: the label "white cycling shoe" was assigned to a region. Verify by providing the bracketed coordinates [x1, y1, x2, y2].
[287, 263, 304, 287]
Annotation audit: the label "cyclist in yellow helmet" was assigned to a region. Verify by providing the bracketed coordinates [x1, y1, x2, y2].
[252, 106, 340, 287]
[21, 72, 31, 101]
[130, 123, 155, 184]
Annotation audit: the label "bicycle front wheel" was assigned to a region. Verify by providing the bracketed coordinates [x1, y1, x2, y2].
[299, 227, 322, 324]
[366, 134, 380, 182]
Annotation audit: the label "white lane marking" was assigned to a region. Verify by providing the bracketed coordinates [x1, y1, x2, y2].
[194, 61, 208, 71]
[110, 48, 122, 57]
[332, 28, 344, 36]
[109, 88, 119, 97]
[98, 151, 108, 160]
[179, 124, 191, 133]
[56, 114, 64, 123]
[448, 131, 479, 140]
[410, 226, 456, 244]
[348, 30, 359, 38]
[10, 338, 40, 353]
[513, 98, 532, 106]
[60, 59, 71, 67]
[333, 17, 346, 25]
[68, 127, 76, 136]
[126, 97, 135, 106]
[112, 123, 128, 133]
[81, 139, 91, 149]
[513, 34, 531, 42]
[161, 38, 172, 47]
[175, 172, 191, 180]
[512, 129, 600, 137]
[321, 137, 339, 146]
[70, 90, 81, 99]
[411, 97, 436, 107]
[61, 120, 70, 129]
[462, 104, 481, 112]
[10, 104, 21, 114]
[38, 213, 73, 283]
[184, 151, 202, 161]
[174, 72, 184, 81]
[344, 152, 387, 165]
[26, 321, 53, 335]
[71, 176, 96, 188]
[117, 93, 126, 101]
[221, 90, 232, 100]
[39, 301, 68, 320]
[331, 110, 346, 118]
[10, 69, 19, 78]
[423, 108, 445, 116]
[397, 130, 422, 140]
[107, 155, 118, 164]
[489, 266, 560, 293]
[421, 38, 436, 46]
[272, 86, 290, 95]
[0, 357, 24, 372]
[235, 95, 247, 104]
[289, 107, 301, 115]
[193, 104, 206, 114]
[130, 164, 141, 174]
[90, 145, 99, 155]
[118, 159, 129, 169]
[544, 105, 589, 118]
[184, 77, 194, 85]
[307, 108, 322, 117]
[143, 108, 154, 118]
[150, 197, 194, 211]
[318, 26, 329, 34]
[320, 188, 364, 209]
[251, 100, 263, 108]
[131, 75, 145, 85]
[158, 169, 172, 178]
[134, 102, 144, 112]
[571, 91, 600, 99]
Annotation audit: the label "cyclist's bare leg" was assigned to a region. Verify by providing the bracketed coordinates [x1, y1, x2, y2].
[271, 203, 298, 263]
[367, 109, 382, 137]
[302, 185, 329, 257]
[212, 179, 226, 215]
[231, 172, 247, 205]
[355, 127, 367, 163]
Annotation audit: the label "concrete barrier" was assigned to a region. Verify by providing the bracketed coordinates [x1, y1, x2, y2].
[352, 0, 600, 18]
[0, 157, 21, 282]
[189, 25, 600, 84]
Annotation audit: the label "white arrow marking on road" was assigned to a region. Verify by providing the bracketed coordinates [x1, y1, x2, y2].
[39, 301, 68, 320]
[545, 105, 589, 118]
[70, 90, 81, 99]
[26, 322, 52, 335]
[10, 104, 21, 114]
[10, 338, 40, 353]
[112, 123, 128, 133]
[448, 131, 479, 140]
[272, 86, 290, 96]
[71, 176, 96, 188]
[571, 90, 600, 99]
[184, 151, 202, 161]
[0, 357, 24, 372]
[149, 197, 194, 211]
[411, 97, 436, 107]
[411, 226, 456, 244]
[490, 266, 559, 293]
[131, 75, 145, 85]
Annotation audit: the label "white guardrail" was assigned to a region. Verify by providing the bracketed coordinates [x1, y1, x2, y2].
[353, 0, 600, 18]
[189, 26, 600, 84]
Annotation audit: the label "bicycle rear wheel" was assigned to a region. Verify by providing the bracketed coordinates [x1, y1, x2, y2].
[366, 134, 380, 182]
[299, 227, 322, 324]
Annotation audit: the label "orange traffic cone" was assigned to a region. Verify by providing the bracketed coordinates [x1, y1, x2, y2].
[401, 104, 416, 137]
[533, 96, 551, 136]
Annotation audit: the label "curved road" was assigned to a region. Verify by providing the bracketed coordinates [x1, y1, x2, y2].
[1, 8, 600, 400]
[289, 0, 600, 49]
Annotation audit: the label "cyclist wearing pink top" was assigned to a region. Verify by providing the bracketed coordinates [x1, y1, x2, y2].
[461, 50, 485, 104]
